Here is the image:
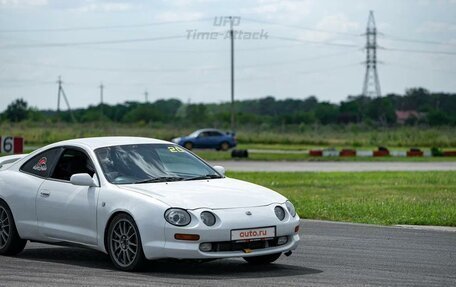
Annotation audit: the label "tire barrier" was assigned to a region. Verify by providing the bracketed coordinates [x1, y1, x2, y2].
[231, 149, 249, 158]
[309, 147, 456, 157]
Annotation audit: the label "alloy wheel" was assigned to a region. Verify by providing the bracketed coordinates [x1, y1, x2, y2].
[110, 219, 139, 268]
[0, 206, 10, 249]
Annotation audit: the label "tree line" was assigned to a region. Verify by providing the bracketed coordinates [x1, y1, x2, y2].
[2, 87, 455, 127]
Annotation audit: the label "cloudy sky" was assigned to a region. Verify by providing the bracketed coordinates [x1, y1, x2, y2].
[1, 0, 455, 111]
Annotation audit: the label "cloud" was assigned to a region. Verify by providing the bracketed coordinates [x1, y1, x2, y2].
[297, 14, 360, 42]
[160, 0, 215, 8]
[0, 0, 48, 8]
[316, 14, 360, 33]
[70, 1, 134, 13]
[242, 0, 314, 24]
[418, 21, 456, 33]
[155, 11, 204, 22]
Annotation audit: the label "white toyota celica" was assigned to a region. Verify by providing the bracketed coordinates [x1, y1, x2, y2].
[0, 137, 300, 271]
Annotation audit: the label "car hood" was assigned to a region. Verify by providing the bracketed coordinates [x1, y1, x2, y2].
[117, 177, 286, 210]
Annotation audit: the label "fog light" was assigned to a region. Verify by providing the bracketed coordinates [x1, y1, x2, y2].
[277, 236, 288, 245]
[295, 225, 300, 233]
[199, 242, 212, 252]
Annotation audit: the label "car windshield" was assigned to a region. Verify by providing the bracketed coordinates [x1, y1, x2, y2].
[95, 144, 222, 184]
[189, 131, 200, 137]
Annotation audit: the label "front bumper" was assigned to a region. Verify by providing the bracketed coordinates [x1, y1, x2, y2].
[142, 204, 300, 260]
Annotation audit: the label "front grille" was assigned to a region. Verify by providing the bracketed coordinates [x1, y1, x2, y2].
[204, 237, 282, 252]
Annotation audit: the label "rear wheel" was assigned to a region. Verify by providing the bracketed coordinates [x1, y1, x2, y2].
[0, 201, 27, 256]
[220, 141, 230, 151]
[243, 252, 281, 265]
[184, 142, 193, 150]
[107, 213, 146, 271]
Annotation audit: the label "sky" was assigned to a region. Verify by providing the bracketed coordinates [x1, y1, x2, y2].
[1, 0, 455, 111]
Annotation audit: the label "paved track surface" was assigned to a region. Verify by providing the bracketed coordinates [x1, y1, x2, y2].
[210, 161, 456, 172]
[1, 220, 455, 286]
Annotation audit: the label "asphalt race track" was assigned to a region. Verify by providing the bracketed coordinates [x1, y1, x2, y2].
[210, 161, 456, 172]
[0, 220, 454, 286]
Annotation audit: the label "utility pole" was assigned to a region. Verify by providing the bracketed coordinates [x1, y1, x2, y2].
[362, 11, 381, 98]
[57, 76, 62, 118]
[229, 16, 235, 132]
[56, 76, 76, 123]
[144, 89, 149, 103]
[99, 82, 104, 120]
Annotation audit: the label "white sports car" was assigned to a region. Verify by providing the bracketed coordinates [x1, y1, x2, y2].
[0, 137, 300, 271]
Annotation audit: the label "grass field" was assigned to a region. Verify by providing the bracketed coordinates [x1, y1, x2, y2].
[2, 122, 456, 147]
[3, 122, 456, 161]
[227, 171, 456, 226]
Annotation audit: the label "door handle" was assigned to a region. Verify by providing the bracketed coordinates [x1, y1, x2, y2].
[40, 191, 50, 197]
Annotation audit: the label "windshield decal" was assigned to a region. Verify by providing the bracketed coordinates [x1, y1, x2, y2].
[168, 146, 185, 153]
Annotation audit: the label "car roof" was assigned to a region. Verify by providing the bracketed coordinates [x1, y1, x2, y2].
[193, 128, 224, 133]
[45, 136, 170, 150]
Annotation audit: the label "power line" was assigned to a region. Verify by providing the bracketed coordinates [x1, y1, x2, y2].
[385, 63, 456, 74]
[242, 17, 361, 37]
[383, 34, 456, 47]
[244, 17, 456, 49]
[0, 19, 210, 33]
[270, 35, 359, 48]
[383, 47, 456, 56]
[3, 50, 359, 73]
[0, 35, 185, 49]
[298, 63, 360, 75]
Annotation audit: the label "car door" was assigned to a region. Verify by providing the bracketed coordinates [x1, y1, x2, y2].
[194, 131, 211, 148]
[207, 131, 224, 148]
[11, 147, 62, 240]
[36, 147, 100, 245]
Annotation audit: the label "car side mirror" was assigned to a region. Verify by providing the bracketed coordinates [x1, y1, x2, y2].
[70, 173, 97, 187]
[213, 166, 225, 176]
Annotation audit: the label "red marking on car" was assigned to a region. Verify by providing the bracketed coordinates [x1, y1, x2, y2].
[33, 157, 48, 172]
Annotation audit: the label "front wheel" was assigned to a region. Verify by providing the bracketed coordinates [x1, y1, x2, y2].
[184, 142, 193, 150]
[107, 213, 146, 271]
[0, 201, 27, 256]
[243, 252, 281, 265]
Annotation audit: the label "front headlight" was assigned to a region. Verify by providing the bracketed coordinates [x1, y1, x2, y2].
[274, 206, 286, 221]
[285, 201, 296, 217]
[200, 211, 216, 226]
[164, 208, 191, 226]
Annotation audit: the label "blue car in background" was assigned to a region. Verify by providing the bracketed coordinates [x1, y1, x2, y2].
[172, 129, 237, 151]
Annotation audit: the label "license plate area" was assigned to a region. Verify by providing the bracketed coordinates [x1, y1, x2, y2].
[231, 226, 276, 241]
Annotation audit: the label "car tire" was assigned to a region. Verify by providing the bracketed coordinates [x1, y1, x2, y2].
[243, 252, 281, 265]
[0, 201, 27, 256]
[220, 142, 230, 151]
[184, 142, 193, 150]
[107, 213, 146, 271]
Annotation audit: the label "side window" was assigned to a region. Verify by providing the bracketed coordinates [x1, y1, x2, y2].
[50, 149, 95, 181]
[209, 131, 222, 137]
[20, 148, 61, 178]
[198, 132, 209, 138]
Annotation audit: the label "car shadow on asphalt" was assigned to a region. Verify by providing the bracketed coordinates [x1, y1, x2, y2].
[18, 246, 322, 279]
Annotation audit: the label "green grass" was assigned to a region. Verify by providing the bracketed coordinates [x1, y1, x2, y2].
[3, 122, 456, 161]
[227, 171, 456, 226]
[2, 122, 456, 147]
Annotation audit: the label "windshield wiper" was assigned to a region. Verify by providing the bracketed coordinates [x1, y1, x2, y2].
[185, 174, 222, 181]
[135, 177, 184, 184]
